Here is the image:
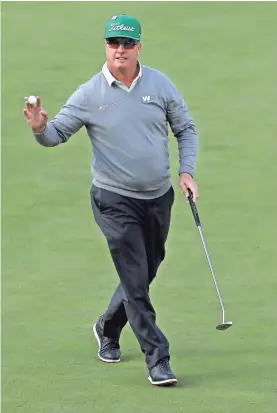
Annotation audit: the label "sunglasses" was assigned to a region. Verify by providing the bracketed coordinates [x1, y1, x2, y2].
[106, 38, 138, 49]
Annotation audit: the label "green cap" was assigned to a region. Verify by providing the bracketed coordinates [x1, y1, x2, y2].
[104, 14, 141, 41]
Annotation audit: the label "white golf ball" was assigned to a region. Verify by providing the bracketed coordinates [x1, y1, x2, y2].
[27, 95, 37, 105]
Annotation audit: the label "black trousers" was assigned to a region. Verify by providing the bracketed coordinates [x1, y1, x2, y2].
[90, 185, 174, 369]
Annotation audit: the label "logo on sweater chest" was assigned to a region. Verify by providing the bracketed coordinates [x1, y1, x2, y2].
[141, 95, 159, 103]
[98, 95, 161, 112]
[98, 101, 123, 111]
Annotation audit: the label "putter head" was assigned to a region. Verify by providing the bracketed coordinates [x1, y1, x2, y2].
[216, 321, 232, 331]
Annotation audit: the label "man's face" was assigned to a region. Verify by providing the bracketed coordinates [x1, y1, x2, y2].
[105, 37, 141, 70]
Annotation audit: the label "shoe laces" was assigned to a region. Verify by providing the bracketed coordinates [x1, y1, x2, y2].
[158, 358, 171, 372]
[102, 336, 119, 350]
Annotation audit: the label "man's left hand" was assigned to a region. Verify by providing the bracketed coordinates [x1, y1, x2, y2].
[179, 173, 199, 202]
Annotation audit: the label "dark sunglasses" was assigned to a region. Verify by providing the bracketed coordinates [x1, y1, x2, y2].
[106, 38, 138, 49]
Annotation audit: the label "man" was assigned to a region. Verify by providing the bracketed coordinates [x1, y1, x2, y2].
[24, 14, 199, 386]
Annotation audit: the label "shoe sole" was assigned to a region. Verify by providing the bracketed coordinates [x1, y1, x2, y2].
[93, 323, 120, 363]
[148, 376, 178, 386]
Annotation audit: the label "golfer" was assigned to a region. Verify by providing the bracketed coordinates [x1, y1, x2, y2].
[24, 14, 199, 386]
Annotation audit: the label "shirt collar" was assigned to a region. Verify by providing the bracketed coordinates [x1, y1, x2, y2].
[102, 62, 142, 86]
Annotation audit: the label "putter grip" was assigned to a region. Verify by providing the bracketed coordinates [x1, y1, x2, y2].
[188, 189, 201, 226]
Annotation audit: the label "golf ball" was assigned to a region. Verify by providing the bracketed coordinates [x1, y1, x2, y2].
[28, 95, 37, 105]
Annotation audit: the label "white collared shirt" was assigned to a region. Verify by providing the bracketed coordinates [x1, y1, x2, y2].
[102, 62, 142, 92]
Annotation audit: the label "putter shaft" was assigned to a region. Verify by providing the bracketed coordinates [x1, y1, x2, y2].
[197, 226, 226, 323]
[187, 190, 232, 329]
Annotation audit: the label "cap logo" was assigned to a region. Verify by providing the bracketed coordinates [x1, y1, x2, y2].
[109, 23, 135, 32]
[111, 16, 117, 20]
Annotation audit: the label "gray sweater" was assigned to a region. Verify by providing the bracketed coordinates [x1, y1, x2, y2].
[33, 64, 199, 199]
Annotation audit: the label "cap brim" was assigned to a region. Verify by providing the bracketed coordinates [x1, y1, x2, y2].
[105, 34, 140, 41]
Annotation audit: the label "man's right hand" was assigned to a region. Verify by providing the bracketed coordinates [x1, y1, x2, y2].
[23, 96, 48, 133]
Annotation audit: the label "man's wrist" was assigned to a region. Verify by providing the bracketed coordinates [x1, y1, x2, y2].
[179, 172, 193, 178]
[32, 125, 46, 134]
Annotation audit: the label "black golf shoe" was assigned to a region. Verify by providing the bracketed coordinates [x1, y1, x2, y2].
[93, 317, 121, 363]
[148, 357, 177, 386]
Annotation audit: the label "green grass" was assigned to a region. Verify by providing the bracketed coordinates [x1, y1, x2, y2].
[2, 2, 277, 412]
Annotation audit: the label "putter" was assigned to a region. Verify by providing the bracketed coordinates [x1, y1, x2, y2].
[188, 189, 232, 331]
